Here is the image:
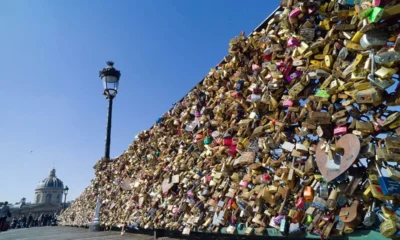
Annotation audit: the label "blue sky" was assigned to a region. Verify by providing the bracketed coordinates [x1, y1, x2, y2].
[0, 0, 280, 204]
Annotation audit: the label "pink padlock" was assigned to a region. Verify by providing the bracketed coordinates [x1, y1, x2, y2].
[283, 99, 294, 108]
[252, 64, 261, 72]
[228, 198, 233, 208]
[334, 126, 347, 135]
[287, 37, 300, 48]
[187, 190, 194, 197]
[206, 175, 213, 182]
[239, 180, 248, 187]
[276, 61, 285, 68]
[373, 0, 382, 6]
[172, 206, 179, 214]
[289, 8, 302, 18]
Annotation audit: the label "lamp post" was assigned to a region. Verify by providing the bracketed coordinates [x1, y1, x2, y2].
[63, 186, 69, 210]
[89, 61, 121, 232]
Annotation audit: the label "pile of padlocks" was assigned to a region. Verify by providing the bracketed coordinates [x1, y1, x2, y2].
[60, 0, 400, 238]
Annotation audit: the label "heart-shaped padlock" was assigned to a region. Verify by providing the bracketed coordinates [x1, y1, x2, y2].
[315, 134, 361, 182]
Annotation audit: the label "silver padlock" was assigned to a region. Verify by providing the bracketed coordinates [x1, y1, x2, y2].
[374, 51, 400, 65]
[360, 30, 388, 49]
[363, 200, 377, 227]
[368, 51, 394, 90]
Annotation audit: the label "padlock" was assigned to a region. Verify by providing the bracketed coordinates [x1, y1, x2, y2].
[368, 51, 396, 90]
[378, 213, 398, 238]
[339, 200, 362, 228]
[355, 88, 383, 106]
[334, 126, 347, 135]
[283, 99, 294, 108]
[326, 189, 338, 211]
[381, 113, 400, 129]
[374, 51, 400, 65]
[304, 186, 314, 202]
[374, 66, 397, 79]
[369, 7, 385, 23]
[319, 182, 329, 200]
[363, 200, 377, 227]
[306, 112, 331, 125]
[387, 166, 400, 182]
[386, 137, 400, 153]
[279, 217, 290, 235]
[375, 161, 400, 196]
[292, 209, 304, 224]
[311, 195, 327, 210]
[360, 30, 388, 49]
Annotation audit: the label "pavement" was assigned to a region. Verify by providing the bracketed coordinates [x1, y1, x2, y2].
[0, 226, 157, 240]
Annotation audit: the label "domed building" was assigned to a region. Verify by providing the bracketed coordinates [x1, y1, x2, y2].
[5, 168, 71, 219]
[34, 168, 64, 205]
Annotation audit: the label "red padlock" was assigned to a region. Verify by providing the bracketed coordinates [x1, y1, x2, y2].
[296, 197, 305, 209]
[223, 138, 233, 146]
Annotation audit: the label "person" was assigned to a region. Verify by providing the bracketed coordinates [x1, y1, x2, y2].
[17, 217, 22, 228]
[11, 217, 17, 229]
[43, 214, 48, 226]
[39, 213, 44, 226]
[21, 215, 26, 228]
[27, 213, 33, 228]
[0, 201, 11, 231]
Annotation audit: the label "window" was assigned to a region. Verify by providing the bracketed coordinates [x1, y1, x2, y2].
[36, 194, 40, 203]
[57, 194, 61, 203]
[46, 194, 52, 203]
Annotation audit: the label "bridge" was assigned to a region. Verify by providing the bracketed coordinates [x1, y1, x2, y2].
[0, 226, 387, 240]
[0, 227, 166, 240]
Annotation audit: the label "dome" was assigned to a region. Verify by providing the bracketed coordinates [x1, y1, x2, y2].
[36, 168, 64, 189]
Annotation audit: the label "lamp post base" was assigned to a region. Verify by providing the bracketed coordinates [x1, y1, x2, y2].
[89, 221, 102, 232]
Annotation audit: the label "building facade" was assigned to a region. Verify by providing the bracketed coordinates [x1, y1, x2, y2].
[5, 168, 70, 219]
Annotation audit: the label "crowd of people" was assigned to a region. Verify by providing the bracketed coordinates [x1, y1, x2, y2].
[0, 201, 60, 232]
[8, 212, 58, 229]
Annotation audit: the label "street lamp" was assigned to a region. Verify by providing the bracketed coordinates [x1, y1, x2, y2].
[100, 61, 121, 159]
[63, 186, 69, 210]
[89, 61, 121, 232]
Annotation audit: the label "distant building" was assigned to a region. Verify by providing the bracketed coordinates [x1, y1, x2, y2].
[3, 168, 72, 219]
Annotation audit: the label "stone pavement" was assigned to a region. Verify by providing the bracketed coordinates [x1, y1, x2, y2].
[0, 226, 156, 240]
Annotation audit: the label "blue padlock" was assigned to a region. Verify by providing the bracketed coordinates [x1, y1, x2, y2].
[376, 162, 400, 196]
[237, 223, 244, 230]
[236, 80, 244, 92]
